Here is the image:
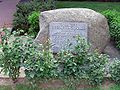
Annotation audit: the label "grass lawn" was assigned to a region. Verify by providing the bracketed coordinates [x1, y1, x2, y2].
[56, 1, 120, 12]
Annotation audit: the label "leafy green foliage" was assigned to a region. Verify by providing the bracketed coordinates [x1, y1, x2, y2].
[0, 29, 38, 82]
[109, 59, 120, 83]
[57, 37, 89, 79]
[0, 29, 23, 81]
[57, 36, 109, 86]
[86, 52, 109, 85]
[0, 28, 57, 84]
[24, 44, 58, 85]
[0, 31, 109, 86]
[13, 1, 41, 34]
[28, 11, 40, 37]
[13, 0, 55, 35]
[102, 10, 120, 49]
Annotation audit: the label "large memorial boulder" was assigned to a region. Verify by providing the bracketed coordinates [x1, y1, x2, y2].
[35, 8, 110, 53]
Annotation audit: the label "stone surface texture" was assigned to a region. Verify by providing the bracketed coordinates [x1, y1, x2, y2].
[49, 22, 88, 53]
[35, 8, 110, 53]
[104, 41, 120, 59]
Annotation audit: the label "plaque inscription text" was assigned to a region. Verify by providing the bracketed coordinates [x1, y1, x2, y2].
[49, 22, 88, 53]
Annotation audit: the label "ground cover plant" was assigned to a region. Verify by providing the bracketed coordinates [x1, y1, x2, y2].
[24, 43, 58, 85]
[0, 29, 109, 87]
[0, 29, 120, 89]
[0, 28, 40, 82]
[0, 29, 58, 84]
[109, 59, 120, 83]
[56, 36, 109, 86]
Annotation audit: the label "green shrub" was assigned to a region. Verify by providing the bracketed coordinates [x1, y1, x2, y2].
[0, 29, 23, 81]
[13, 1, 40, 34]
[24, 45, 58, 85]
[86, 52, 109, 85]
[0, 32, 109, 86]
[0, 28, 57, 84]
[102, 10, 120, 49]
[13, 0, 55, 35]
[0, 29, 39, 82]
[57, 37, 89, 79]
[109, 59, 120, 83]
[57, 36, 109, 86]
[28, 11, 40, 37]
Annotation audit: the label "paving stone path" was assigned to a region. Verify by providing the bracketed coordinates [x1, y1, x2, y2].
[0, 0, 20, 28]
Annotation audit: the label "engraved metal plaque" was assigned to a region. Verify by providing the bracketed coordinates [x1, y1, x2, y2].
[49, 22, 88, 53]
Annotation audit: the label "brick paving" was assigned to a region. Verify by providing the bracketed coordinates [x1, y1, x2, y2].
[0, 0, 20, 28]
